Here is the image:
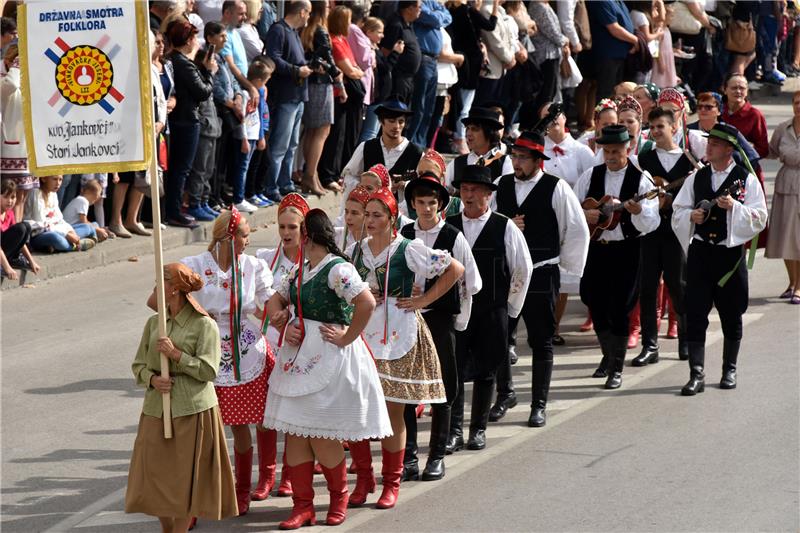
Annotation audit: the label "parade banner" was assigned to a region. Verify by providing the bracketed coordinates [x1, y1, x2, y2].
[18, 1, 153, 175]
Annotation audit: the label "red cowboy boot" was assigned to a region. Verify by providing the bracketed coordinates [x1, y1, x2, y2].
[666, 292, 678, 339]
[347, 440, 376, 507]
[252, 429, 277, 501]
[321, 459, 349, 526]
[234, 447, 253, 516]
[628, 302, 641, 349]
[376, 448, 404, 509]
[278, 461, 316, 530]
[277, 451, 293, 497]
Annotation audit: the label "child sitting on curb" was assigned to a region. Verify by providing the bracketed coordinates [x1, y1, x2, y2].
[1, 179, 40, 278]
[24, 175, 97, 253]
[63, 179, 110, 242]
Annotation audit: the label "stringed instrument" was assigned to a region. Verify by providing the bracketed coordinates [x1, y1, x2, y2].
[694, 181, 744, 224]
[582, 188, 662, 240]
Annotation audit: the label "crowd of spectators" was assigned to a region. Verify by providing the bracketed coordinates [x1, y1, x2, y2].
[1, 0, 799, 280]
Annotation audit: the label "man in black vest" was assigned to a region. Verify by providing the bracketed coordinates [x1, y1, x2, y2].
[398, 172, 481, 481]
[574, 125, 661, 389]
[671, 123, 767, 395]
[634, 106, 697, 367]
[339, 99, 423, 218]
[490, 131, 589, 426]
[444, 107, 513, 192]
[444, 166, 532, 452]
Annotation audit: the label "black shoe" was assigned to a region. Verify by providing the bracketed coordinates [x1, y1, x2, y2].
[604, 372, 622, 389]
[466, 429, 486, 450]
[488, 394, 517, 422]
[167, 214, 199, 229]
[681, 375, 705, 395]
[720, 369, 736, 389]
[592, 364, 607, 378]
[720, 338, 739, 389]
[9, 254, 31, 271]
[527, 402, 546, 428]
[631, 346, 659, 366]
[400, 461, 419, 481]
[421, 457, 445, 481]
[444, 433, 463, 455]
[508, 345, 518, 365]
[552, 334, 566, 346]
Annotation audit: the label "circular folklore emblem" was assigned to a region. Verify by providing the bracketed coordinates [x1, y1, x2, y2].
[55, 45, 114, 106]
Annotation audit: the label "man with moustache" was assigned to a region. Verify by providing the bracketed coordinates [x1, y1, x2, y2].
[574, 124, 661, 390]
[488, 131, 589, 427]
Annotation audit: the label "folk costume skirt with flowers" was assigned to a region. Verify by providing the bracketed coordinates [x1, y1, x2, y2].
[263, 318, 393, 441]
[125, 405, 238, 520]
[372, 310, 447, 405]
[214, 315, 275, 426]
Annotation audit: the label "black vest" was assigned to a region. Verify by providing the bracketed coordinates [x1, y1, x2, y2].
[495, 173, 560, 265]
[448, 212, 509, 313]
[363, 138, 423, 177]
[692, 164, 748, 244]
[586, 161, 642, 239]
[400, 222, 461, 315]
[453, 151, 508, 183]
[638, 149, 695, 219]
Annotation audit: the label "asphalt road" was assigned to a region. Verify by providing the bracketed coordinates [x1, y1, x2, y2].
[2, 96, 798, 532]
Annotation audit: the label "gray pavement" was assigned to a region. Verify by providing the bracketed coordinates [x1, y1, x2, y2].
[2, 87, 799, 532]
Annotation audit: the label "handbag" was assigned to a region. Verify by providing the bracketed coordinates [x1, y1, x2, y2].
[560, 55, 583, 89]
[669, 1, 702, 35]
[725, 18, 756, 54]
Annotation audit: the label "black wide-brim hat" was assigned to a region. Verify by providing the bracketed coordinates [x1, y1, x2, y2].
[595, 124, 632, 145]
[452, 164, 497, 191]
[461, 106, 504, 131]
[404, 172, 451, 209]
[507, 131, 550, 160]
[703, 122, 740, 147]
[375, 98, 414, 118]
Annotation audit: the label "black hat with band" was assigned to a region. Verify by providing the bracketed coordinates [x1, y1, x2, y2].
[452, 164, 497, 191]
[507, 131, 550, 160]
[704, 122, 740, 148]
[404, 172, 450, 209]
[595, 124, 631, 145]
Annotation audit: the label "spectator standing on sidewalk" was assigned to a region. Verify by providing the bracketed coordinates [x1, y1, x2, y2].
[381, 1, 423, 103]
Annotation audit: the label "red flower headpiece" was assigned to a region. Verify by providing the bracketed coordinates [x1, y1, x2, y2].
[278, 192, 310, 217]
[593, 98, 618, 119]
[369, 187, 398, 219]
[226, 206, 241, 238]
[364, 164, 391, 189]
[422, 149, 446, 177]
[347, 185, 372, 207]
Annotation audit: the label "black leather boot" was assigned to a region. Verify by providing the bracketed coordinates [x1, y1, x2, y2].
[528, 360, 553, 427]
[633, 300, 660, 366]
[677, 315, 689, 361]
[445, 385, 465, 455]
[422, 404, 450, 481]
[604, 336, 626, 389]
[681, 341, 706, 396]
[592, 331, 612, 378]
[467, 380, 494, 450]
[488, 392, 518, 422]
[720, 338, 740, 390]
[400, 405, 419, 481]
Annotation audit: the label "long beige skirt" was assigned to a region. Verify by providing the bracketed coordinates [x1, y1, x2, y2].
[125, 405, 238, 520]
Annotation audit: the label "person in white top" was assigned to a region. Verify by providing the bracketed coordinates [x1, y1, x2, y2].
[574, 125, 660, 390]
[396, 173, 481, 482]
[671, 123, 767, 396]
[657, 87, 707, 162]
[444, 165, 533, 454]
[489, 131, 589, 428]
[334, 185, 370, 252]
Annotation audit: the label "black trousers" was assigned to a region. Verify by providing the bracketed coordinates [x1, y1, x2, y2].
[686, 240, 748, 342]
[580, 239, 641, 337]
[318, 99, 348, 184]
[497, 265, 560, 397]
[532, 59, 560, 121]
[639, 221, 687, 346]
[245, 140, 270, 199]
[1, 222, 32, 259]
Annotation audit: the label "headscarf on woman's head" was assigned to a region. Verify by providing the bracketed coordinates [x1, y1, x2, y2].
[368, 187, 399, 219]
[421, 149, 447, 178]
[163, 262, 208, 316]
[363, 164, 391, 189]
[278, 192, 310, 218]
[636, 82, 661, 103]
[347, 185, 372, 207]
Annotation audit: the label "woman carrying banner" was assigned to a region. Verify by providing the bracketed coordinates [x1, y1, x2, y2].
[178, 208, 275, 516]
[263, 208, 392, 529]
[126, 262, 237, 531]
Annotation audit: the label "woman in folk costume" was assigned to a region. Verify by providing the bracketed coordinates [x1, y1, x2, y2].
[402, 149, 463, 219]
[262, 209, 392, 529]
[335, 185, 371, 252]
[127, 263, 238, 531]
[179, 208, 275, 516]
[345, 187, 464, 509]
[255, 193, 312, 498]
[617, 95, 650, 160]
[657, 87, 707, 162]
[336, 163, 413, 228]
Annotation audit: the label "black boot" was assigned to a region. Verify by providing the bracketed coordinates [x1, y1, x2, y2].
[604, 336, 626, 390]
[592, 331, 612, 378]
[467, 380, 494, 450]
[720, 338, 740, 390]
[400, 405, 420, 481]
[422, 404, 450, 481]
[677, 315, 689, 361]
[445, 385, 465, 455]
[528, 360, 553, 428]
[633, 302, 660, 366]
[488, 393, 518, 422]
[681, 341, 706, 396]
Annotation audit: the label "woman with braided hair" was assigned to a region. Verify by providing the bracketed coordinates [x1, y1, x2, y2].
[263, 209, 391, 529]
[179, 208, 276, 517]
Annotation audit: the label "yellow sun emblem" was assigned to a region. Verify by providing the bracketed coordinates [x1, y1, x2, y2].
[55, 45, 114, 106]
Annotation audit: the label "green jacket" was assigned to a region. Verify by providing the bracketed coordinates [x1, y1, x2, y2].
[132, 304, 221, 418]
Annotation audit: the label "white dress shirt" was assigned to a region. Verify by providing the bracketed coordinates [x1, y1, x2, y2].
[544, 134, 597, 187]
[444, 150, 515, 190]
[574, 161, 661, 241]
[407, 219, 483, 331]
[458, 208, 533, 318]
[671, 160, 768, 253]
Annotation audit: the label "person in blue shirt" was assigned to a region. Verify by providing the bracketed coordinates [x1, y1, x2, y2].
[406, 0, 452, 148]
[580, 0, 638, 100]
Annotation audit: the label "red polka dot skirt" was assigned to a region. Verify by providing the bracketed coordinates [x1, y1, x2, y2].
[215, 344, 275, 426]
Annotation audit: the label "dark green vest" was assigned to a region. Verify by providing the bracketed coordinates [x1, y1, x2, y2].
[288, 257, 353, 325]
[354, 239, 415, 297]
